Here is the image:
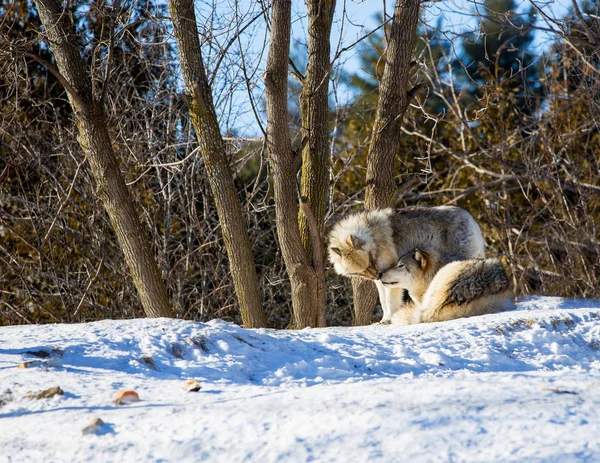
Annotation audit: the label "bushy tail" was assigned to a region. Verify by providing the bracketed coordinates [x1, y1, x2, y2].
[420, 258, 514, 323]
[445, 259, 510, 305]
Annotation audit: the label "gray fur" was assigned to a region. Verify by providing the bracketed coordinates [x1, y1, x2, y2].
[443, 259, 510, 306]
[388, 206, 486, 262]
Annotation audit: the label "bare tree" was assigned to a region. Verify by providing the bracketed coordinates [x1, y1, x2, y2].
[296, 0, 337, 327]
[32, 0, 173, 319]
[264, 0, 323, 328]
[351, 0, 421, 325]
[168, 0, 268, 328]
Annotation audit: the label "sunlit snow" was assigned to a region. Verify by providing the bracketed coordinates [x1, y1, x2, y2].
[1, 297, 600, 462]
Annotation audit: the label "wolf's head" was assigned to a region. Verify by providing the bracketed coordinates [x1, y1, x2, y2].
[328, 209, 396, 280]
[328, 234, 380, 280]
[380, 248, 430, 292]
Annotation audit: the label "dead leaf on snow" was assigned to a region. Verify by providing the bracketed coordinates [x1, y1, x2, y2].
[112, 389, 140, 405]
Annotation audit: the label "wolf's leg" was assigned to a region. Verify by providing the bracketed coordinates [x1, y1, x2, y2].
[374, 280, 391, 324]
[387, 287, 408, 320]
[419, 304, 447, 323]
[390, 299, 420, 325]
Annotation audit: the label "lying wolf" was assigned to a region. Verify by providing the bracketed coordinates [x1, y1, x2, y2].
[380, 248, 515, 324]
[328, 206, 486, 323]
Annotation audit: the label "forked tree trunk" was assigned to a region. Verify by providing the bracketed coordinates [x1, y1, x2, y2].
[168, 0, 267, 328]
[35, 0, 173, 318]
[265, 0, 322, 328]
[298, 0, 336, 328]
[353, 0, 421, 325]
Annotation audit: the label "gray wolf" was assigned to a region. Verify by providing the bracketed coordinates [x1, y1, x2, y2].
[380, 248, 515, 324]
[328, 206, 486, 323]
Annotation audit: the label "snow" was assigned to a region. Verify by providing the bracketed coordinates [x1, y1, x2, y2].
[1, 297, 600, 462]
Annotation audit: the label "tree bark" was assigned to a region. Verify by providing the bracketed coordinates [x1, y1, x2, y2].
[298, 0, 336, 328]
[265, 0, 322, 328]
[353, 0, 421, 324]
[168, 0, 267, 328]
[34, 0, 174, 318]
[351, 278, 379, 326]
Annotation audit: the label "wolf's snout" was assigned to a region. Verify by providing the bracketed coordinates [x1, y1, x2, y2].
[363, 264, 379, 280]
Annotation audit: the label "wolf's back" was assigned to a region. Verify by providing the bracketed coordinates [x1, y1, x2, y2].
[389, 206, 486, 260]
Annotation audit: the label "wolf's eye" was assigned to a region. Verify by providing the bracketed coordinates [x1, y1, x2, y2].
[396, 262, 405, 269]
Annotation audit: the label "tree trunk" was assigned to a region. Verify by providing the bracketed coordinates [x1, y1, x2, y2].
[265, 0, 321, 329]
[35, 0, 173, 319]
[298, 0, 336, 328]
[168, 0, 267, 328]
[353, 0, 421, 324]
[351, 278, 379, 326]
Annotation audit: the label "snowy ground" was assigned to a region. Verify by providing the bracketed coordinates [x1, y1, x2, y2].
[1, 297, 600, 462]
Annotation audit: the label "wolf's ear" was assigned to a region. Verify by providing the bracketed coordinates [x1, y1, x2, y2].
[414, 248, 428, 270]
[346, 235, 365, 250]
[330, 247, 342, 257]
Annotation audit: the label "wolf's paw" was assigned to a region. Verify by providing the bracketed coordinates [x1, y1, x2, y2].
[373, 319, 391, 325]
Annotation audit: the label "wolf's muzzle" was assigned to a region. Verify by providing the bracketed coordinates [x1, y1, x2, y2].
[362, 263, 379, 280]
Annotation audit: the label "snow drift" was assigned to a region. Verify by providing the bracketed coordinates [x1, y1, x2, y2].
[1, 297, 600, 462]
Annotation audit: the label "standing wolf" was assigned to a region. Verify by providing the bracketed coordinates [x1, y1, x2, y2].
[328, 206, 486, 324]
[380, 248, 514, 323]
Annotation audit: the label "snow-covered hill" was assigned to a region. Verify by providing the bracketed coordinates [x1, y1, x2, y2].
[1, 297, 600, 462]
